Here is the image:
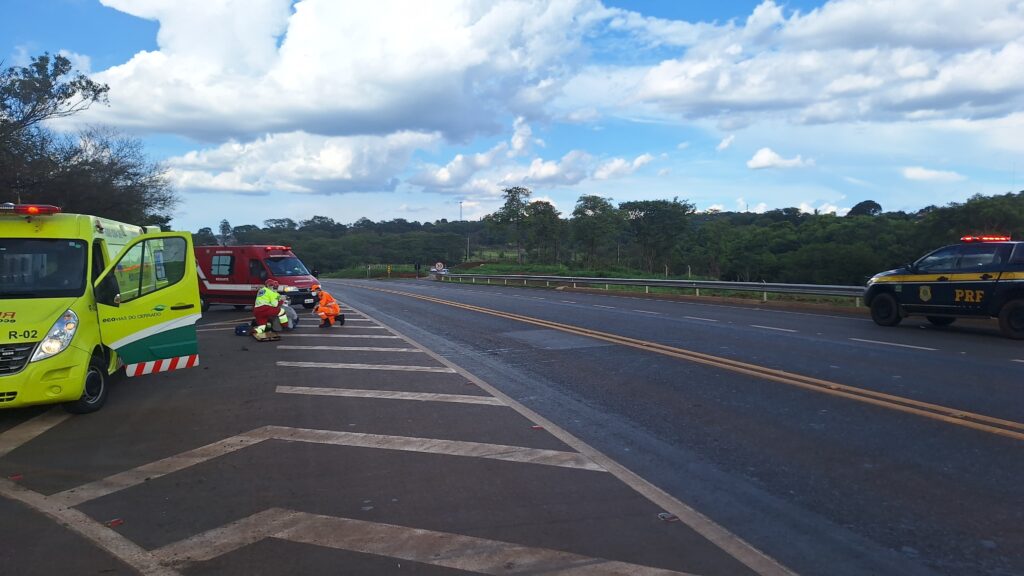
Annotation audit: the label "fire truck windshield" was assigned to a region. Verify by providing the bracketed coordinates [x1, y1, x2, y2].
[264, 256, 310, 277]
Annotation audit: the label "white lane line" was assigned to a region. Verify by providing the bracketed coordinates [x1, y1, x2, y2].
[684, 316, 719, 322]
[276, 386, 503, 406]
[196, 327, 237, 333]
[290, 325, 387, 330]
[532, 296, 546, 300]
[634, 310, 660, 315]
[849, 338, 937, 351]
[750, 324, 797, 333]
[276, 345, 423, 353]
[154, 508, 697, 575]
[289, 334, 401, 339]
[55, 426, 603, 508]
[53, 435, 267, 507]
[1012, 359, 1024, 364]
[560, 300, 576, 304]
[593, 304, 615, 309]
[343, 318, 376, 323]
[261, 425, 604, 471]
[277, 361, 455, 373]
[0, 409, 72, 458]
[0, 479, 182, 576]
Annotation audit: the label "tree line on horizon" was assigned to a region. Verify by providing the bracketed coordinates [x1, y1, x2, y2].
[194, 187, 1024, 286]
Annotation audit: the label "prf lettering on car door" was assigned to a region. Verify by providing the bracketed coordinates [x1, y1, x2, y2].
[954, 289, 985, 303]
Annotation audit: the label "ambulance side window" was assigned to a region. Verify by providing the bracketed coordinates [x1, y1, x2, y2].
[111, 238, 188, 304]
[249, 259, 268, 280]
[91, 240, 107, 284]
[211, 255, 233, 276]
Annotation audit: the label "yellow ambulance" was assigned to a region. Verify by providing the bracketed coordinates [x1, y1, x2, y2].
[0, 203, 201, 413]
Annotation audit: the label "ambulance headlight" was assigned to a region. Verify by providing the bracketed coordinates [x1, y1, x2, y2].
[31, 310, 79, 362]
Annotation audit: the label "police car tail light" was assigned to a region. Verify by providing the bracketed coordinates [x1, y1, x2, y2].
[31, 310, 79, 363]
[960, 235, 1011, 242]
[0, 203, 61, 216]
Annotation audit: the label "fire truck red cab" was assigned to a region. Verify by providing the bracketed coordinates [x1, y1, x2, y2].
[195, 245, 318, 311]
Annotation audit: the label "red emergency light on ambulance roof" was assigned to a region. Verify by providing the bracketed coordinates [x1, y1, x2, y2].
[960, 235, 1011, 243]
[0, 203, 61, 216]
[264, 245, 291, 251]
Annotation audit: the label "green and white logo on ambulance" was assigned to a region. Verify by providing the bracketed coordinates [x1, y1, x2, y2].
[107, 313, 202, 377]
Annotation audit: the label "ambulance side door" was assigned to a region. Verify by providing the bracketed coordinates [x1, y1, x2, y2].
[93, 232, 202, 377]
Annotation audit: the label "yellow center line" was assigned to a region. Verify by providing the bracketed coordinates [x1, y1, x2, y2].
[351, 283, 1024, 442]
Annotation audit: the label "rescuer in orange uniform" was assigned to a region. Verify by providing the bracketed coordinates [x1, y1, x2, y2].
[312, 283, 343, 328]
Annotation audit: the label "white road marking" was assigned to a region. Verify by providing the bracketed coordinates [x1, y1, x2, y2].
[343, 318, 376, 323]
[278, 361, 455, 373]
[849, 338, 937, 351]
[532, 296, 546, 300]
[750, 325, 797, 333]
[560, 300, 576, 304]
[276, 345, 423, 353]
[0, 479, 182, 576]
[276, 386, 503, 405]
[0, 409, 71, 458]
[1012, 359, 1024, 364]
[593, 304, 615, 309]
[196, 327, 237, 333]
[634, 310, 660, 315]
[289, 334, 401, 339]
[260, 425, 604, 471]
[154, 508, 697, 575]
[684, 316, 719, 322]
[53, 435, 267, 507]
[290, 325, 387, 330]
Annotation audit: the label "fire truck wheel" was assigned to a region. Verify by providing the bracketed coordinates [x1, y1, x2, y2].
[200, 296, 210, 312]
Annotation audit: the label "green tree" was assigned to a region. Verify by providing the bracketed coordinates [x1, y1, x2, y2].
[619, 198, 694, 273]
[571, 195, 620, 268]
[524, 200, 561, 263]
[493, 186, 531, 263]
[194, 227, 217, 246]
[847, 200, 882, 217]
[218, 219, 234, 245]
[263, 218, 298, 230]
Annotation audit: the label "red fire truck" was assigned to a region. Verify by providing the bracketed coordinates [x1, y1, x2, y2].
[195, 245, 318, 311]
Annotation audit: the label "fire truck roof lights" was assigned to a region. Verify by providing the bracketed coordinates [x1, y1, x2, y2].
[264, 245, 291, 251]
[960, 235, 1011, 242]
[0, 203, 61, 216]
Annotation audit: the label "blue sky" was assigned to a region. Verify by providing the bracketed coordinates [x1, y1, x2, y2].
[5, 1, 1024, 230]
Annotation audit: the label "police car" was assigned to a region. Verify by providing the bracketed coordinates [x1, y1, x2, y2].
[864, 236, 1024, 339]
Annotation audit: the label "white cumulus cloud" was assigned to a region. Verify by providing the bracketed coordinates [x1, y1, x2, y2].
[901, 166, 966, 182]
[594, 153, 654, 180]
[716, 135, 735, 151]
[746, 147, 813, 169]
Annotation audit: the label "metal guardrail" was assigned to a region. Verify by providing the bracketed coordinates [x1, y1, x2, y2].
[433, 272, 864, 300]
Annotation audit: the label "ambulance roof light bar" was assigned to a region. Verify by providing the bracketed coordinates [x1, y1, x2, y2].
[960, 235, 1011, 242]
[0, 203, 62, 216]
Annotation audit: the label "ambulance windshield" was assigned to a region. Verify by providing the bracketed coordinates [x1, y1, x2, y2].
[0, 239, 88, 299]
[264, 256, 310, 277]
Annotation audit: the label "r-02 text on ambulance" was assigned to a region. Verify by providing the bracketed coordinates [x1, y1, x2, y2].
[0, 203, 202, 413]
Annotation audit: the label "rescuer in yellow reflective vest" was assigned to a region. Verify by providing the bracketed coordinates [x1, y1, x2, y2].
[252, 279, 282, 341]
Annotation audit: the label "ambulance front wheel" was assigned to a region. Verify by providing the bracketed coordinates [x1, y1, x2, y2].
[64, 356, 109, 414]
[870, 293, 902, 327]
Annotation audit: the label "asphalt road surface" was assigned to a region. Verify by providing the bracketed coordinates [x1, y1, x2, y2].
[1, 277, 1021, 576]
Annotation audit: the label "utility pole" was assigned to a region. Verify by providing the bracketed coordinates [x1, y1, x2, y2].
[459, 201, 463, 221]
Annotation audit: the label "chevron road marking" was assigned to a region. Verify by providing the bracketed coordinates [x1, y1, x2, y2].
[276, 385, 504, 405]
[153, 507, 700, 575]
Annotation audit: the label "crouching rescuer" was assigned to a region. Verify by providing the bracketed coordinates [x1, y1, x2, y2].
[252, 279, 283, 341]
[312, 283, 343, 328]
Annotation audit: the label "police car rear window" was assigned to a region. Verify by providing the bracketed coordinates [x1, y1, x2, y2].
[1010, 244, 1024, 265]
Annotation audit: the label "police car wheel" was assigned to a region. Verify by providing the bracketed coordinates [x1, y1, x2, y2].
[926, 316, 956, 327]
[64, 356, 109, 414]
[870, 293, 902, 326]
[998, 299, 1024, 339]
